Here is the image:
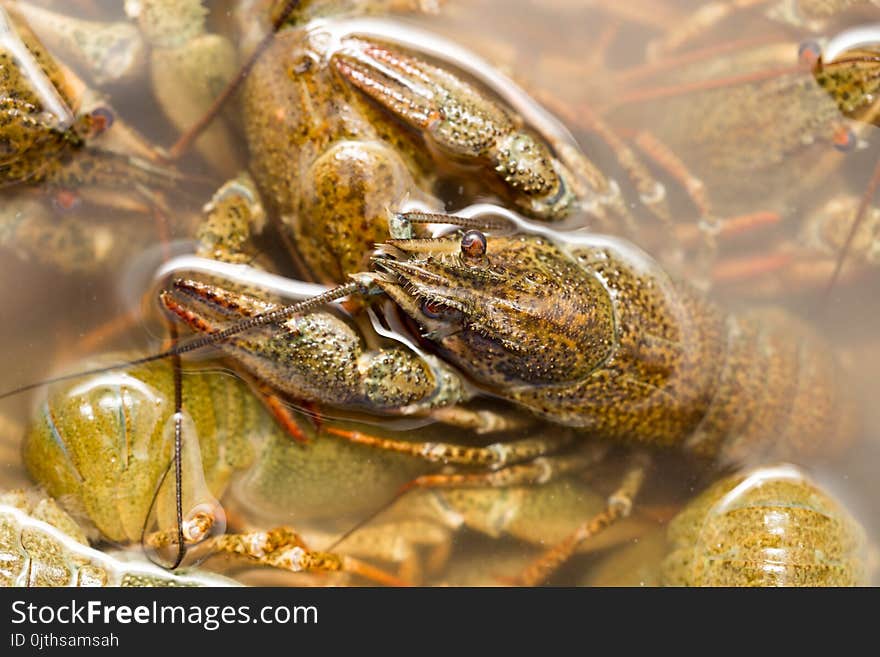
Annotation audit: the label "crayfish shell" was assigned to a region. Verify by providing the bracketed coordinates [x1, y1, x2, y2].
[662, 464, 868, 586]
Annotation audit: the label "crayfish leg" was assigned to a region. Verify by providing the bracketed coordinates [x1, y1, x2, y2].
[510, 450, 651, 586]
[207, 526, 411, 586]
[323, 425, 574, 468]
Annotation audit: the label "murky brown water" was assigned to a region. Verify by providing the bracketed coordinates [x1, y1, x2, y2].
[1, 0, 879, 586]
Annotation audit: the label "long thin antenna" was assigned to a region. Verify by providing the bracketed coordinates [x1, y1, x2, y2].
[398, 211, 513, 231]
[824, 155, 880, 299]
[168, 322, 187, 570]
[324, 488, 409, 553]
[166, 0, 302, 160]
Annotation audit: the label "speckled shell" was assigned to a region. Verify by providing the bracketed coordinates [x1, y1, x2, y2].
[662, 466, 868, 586]
[22, 359, 260, 543]
[22, 357, 432, 540]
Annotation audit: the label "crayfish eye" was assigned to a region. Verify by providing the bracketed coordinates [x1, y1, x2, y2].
[420, 298, 460, 322]
[86, 106, 115, 136]
[460, 230, 487, 259]
[52, 189, 81, 211]
[798, 40, 822, 67]
[420, 299, 446, 319]
[832, 125, 857, 152]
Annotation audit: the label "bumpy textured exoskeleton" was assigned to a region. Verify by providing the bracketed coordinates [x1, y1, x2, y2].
[164, 4, 860, 457]
[160, 216, 857, 585]
[165, 226, 855, 463]
[21, 356, 422, 585]
[239, 11, 629, 284]
[0, 4, 176, 190]
[662, 464, 869, 586]
[0, 490, 237, 587]
[158, 0, 636, 429]
[582, 464, 870, 587]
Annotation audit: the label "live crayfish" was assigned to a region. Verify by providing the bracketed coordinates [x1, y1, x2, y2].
[583, 464, 871, 587]
[0, 3, 186, 192]
[17, 355, 664, 585]
[0, 1, 214, 276]
[1, 0, 878, 588]
[574, 26, 880, 296]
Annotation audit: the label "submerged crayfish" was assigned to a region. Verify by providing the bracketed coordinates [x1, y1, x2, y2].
[1, 0, 874, 588]
[164, 215, 855, 459]
[0, 2, 216, 277]
[583, 464, 870, 587]
[20, 356, 663, 585]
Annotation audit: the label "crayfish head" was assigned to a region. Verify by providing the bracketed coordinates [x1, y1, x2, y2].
[369, 231, 616, 392]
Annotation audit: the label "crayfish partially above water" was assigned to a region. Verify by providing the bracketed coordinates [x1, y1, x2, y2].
[580, 463, 871, 587]
[1, 0, 877, 587]
[18, 355, 665, 585]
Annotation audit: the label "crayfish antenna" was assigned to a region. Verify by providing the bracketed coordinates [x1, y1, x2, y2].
[324, 487, 415, 554]
[396, 211, 513, 231]
[167, 321, 188, 571]
[824, 156, 880, 299]
[166, 0, 302, 160]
